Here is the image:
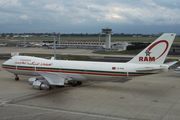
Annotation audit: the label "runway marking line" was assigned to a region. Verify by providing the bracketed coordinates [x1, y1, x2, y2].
[2, 103, 128, 120]
[98, 88, 108, 91]
[0, 90, 35, 95]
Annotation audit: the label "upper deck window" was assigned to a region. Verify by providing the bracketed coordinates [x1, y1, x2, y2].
[20, 59, 31, 61]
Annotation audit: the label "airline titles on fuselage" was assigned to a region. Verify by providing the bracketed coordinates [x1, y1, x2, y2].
[15, 61, 53, 66]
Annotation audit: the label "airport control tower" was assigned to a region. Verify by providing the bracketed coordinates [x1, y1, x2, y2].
[102, 27, 112, 49]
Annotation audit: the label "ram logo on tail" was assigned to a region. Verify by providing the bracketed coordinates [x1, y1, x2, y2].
[139, 40, 169, 62]
[128, 33, 175, 64]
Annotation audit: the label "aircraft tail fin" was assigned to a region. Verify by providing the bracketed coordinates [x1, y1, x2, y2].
[128, 33, 176, 64]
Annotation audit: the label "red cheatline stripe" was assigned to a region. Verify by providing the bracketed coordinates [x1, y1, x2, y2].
[17, 68, 35, 71]
[2, 66, 16, 70]
[37, 70, 145, 76]
[86, 72, 127, 76]
[36, 69, 60, 73]
[3, 67, 148, 77]
[61, 71, 85, 74]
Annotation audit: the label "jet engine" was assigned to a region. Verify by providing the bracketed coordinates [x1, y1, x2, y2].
[28, 76, 44, 85]
[28, 76, 50, 90]
[32, 80, 50, 90]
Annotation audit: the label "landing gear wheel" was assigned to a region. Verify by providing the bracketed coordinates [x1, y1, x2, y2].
[55, 86, 64, 88]
[49, 86, 54, 90]
[15, 77, 19, 81]
[14, 74, 19, 81]
[77, 81, 82, 85]
[72, 82, 77, 87]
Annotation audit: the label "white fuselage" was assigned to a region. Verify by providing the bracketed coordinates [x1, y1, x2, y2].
[2, 56, 168, 81]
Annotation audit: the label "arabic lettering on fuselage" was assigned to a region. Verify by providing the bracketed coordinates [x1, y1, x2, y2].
[14, 61, 53, 66]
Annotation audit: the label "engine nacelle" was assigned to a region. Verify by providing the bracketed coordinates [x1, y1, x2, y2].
[32, 80, 50, 90]
[28, 76, 44, 85]
[28, 77, 36, 85]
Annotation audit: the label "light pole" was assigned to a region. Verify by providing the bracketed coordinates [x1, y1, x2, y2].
[98, 33, 101, 50]
[58, 33, 61, 47]
[53, 36, 56, 60]
[52, 32, 56, 60]
[24, 33, 26, 46]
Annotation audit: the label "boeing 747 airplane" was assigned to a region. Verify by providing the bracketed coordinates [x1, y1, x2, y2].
[2, 33, 176, 90]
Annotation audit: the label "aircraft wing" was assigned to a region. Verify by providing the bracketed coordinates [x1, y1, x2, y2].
[38, 72, 66, 86]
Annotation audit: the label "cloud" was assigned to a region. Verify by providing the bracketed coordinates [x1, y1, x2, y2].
[141, 0, 157, 6]
[0, 0, 180, 33]
[19, 15, 28, 20]
[0, 0, 21, 7]
[88, 7, 103, 13]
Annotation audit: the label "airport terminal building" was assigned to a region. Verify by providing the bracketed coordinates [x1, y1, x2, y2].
[46, 40, 129, 51]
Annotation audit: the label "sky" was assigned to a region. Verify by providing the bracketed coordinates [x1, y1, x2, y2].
[0, 0, 180, 34]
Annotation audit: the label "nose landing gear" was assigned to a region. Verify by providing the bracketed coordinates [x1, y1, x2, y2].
[15, 74, 19, 81]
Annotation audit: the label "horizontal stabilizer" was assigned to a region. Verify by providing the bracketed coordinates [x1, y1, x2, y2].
[164, 61, 178, 67]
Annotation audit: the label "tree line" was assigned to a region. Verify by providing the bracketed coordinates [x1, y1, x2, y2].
[0, 33, 162, 37]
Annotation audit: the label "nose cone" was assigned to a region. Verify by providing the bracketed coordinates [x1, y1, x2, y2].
[3, 60, 7, 65]
[2, 60, 8, 68]
[2, 60, 7, 66]
[2, 58, 13, 69]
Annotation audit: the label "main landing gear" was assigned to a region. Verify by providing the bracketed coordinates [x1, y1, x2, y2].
[69, 81, 82, 87]
[15, 74, 19, 81]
